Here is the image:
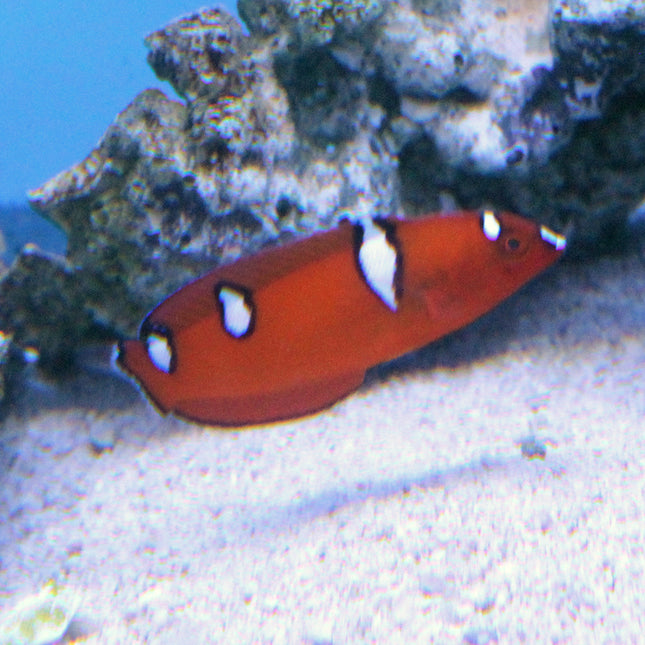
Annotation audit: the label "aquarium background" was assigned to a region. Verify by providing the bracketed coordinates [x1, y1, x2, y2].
[2, 3, 645, 642]
[0, 2, 238, 205]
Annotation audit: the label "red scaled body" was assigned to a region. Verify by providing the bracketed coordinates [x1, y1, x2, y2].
[118, 210, 565, 426]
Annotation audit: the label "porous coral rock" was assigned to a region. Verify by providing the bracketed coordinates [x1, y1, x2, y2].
[0, 0, 644, 378]
[145, 7, 249, 102]
[238, 0, 384, 43]
[377, 0, 555, 170]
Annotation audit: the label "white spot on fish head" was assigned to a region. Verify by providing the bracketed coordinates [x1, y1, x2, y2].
[147, 332, 173, 373]
[218, 285, 253, 338]
[540, 225, 566, 251]
[481, 210, 501, 241]
[357, 218, 399, 311]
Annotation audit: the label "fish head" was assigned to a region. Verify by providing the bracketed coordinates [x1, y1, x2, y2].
[476, 209, 566, 286]
[415, 209, 566, 328]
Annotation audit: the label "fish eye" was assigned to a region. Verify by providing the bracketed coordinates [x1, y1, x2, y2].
[499, 232, 528, 256]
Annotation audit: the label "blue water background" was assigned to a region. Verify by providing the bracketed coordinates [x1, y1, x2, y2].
[0, 2, 238, 209]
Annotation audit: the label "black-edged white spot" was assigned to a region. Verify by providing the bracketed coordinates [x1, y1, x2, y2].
[481, 210, 501, 241]
[354, 218, 401, 311]
[215, 283, 255, 338]
[540, 225, 566, 251]
[142, 325, 175, 374]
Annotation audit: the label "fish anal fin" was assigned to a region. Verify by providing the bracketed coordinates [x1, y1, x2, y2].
[174, 371, 366, 427]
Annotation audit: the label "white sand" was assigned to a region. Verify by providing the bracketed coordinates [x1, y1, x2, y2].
[1, 247, 645, 644]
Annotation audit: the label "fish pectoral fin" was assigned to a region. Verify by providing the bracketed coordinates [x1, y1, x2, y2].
[173, 370, 367, 427]
[415, 280, 464, 325]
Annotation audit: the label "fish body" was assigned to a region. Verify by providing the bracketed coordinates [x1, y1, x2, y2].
[118, 210, 565, 426]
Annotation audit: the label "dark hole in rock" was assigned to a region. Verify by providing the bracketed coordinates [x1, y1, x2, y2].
[207, 47, 224, 71]
[398, 135, 454, 213]
[505, 147, 525, 165]
[443, 85, 481, 105]
[368, 70, 400, 117]
[199, 137, 232, 170]
[141, 109, 160, 129]
[147, 50, 175, 83]
[241, 147, 264, 167]
[275, 196, 292, 218]
[153, 182, 209, 244]
[273, 47, 360, 145]
[144, 232, 160, 247]
[226, 207, 262, 233]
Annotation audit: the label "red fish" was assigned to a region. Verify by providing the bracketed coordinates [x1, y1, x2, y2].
[118, 210, 565, 426]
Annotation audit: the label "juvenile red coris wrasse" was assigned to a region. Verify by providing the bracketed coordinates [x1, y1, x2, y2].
[118, 210, 566, 426]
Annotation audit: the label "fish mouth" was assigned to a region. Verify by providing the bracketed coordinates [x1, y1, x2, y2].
[540, 225, 566, 251]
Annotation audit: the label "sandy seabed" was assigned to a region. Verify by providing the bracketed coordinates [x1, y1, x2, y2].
[1, 245, 645, 644]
